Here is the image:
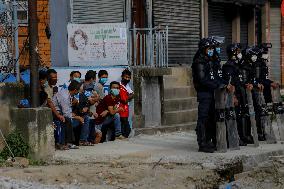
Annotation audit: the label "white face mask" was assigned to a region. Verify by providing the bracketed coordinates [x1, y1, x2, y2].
[251, 55, 257, 62]
[237, 53, 242, 60]
[262, 54, 269, 60]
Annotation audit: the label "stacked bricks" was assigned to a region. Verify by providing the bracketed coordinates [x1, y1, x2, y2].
[19, 0, 51, 69]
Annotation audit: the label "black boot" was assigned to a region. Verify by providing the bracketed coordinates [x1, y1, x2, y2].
[197, 122, 215, 153]
[239, 139, 247, 146]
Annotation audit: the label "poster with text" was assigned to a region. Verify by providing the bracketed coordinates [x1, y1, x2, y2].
[67, 23, 128, 67]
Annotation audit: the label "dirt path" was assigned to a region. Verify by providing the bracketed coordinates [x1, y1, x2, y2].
[0, 132, 284, 188]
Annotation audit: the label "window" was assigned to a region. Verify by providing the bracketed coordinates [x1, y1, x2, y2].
[17, 0, 28, 26]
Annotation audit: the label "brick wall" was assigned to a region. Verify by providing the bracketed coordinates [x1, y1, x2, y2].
[281, 16, 284, 86]
[19, 0, 51, 69]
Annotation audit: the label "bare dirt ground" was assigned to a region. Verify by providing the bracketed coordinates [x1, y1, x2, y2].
[0, 132, 283, 189]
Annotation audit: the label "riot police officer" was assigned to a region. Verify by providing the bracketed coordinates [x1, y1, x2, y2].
[192, 38, 233, 153]
[244, 46, 266, 141]
[222, 43, 248, 146]
[258, 43, 279, 103]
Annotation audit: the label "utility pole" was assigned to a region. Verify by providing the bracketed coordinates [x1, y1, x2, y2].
[28, 0, 39, 107]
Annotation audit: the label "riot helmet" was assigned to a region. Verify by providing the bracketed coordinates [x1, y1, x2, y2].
[226, 43, 242, 60]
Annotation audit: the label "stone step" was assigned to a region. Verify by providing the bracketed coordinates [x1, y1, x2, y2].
[134, 122, 196, 136]
[163, 109, 198, 125]
[163, 74, 190, 88]
[164, 86, 192, 99]
[164, 97, 198, 112]
[163, 75, 181, 88]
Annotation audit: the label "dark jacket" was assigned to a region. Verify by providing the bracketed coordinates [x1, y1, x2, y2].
[192, 53, 226, 93]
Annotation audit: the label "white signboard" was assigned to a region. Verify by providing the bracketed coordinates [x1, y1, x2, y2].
[67, 23, 128, 67]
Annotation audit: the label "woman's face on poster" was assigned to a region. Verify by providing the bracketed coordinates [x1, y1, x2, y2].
[74, 34, 86, 50]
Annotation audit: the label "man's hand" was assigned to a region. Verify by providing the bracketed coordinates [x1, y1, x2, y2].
[100, 110, 108, 117]
[117, 107, 125, 113]
[226, 84, 235, 93]
[245, 84, 253, 91]
[93, 113, 99, 118]
[257, 84, 264, 91]
[57, 115, 65, 123]
[72, 99, 79, 106]
[82, 107, 89, 113]
[78, 116, 84, 124]
[271, 82, 279, 89]
[233, 96, 239, 106]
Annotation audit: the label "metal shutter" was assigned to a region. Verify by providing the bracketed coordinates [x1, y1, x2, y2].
[240, 9, 249, 45]
[208, 2, 233, 61]
[71, 0, 125, 24]
[270, 1, 281, 83]
[153, 0, 201, 65]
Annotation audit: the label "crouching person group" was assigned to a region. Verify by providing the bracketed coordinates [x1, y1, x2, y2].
[36, 68, 134, 150]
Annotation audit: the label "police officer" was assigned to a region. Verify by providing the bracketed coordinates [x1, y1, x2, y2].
[258, 43, 279, 103]
[244, 46, 266, 141]
[222, 43, 248, 146]
[192, 38, 234, 153]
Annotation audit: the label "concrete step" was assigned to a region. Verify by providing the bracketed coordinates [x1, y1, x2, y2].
[164, 86, 191, 99]
[134, 122, 196, 136]
[163, 109, 198, 125]
[164, 97, 198, 112]
[163, 75, 180, 88]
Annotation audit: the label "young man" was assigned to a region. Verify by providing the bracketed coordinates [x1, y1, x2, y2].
[119, 69, 134, 137]
[83, 70, 96, 91]
[95, 81, 125, 141]
[61, 71, 81, 89]
[94, 70, 108, 99]
[52, 80, 83, 150]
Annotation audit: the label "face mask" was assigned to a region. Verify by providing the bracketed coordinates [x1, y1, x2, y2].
[262, 54, 269, 60]
[251, 55, 257, 62]
[207, 49, 214, 57]
[122, 78, 130, 85]
[237, 53, 242, 60]
[73, 77, 81, 83]
[99, 78, 108, 85]
[216, 47, 221, 55]
[110, 89, 120, 96]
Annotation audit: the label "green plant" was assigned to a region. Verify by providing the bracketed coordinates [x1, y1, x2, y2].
[0, 130, 30, 160]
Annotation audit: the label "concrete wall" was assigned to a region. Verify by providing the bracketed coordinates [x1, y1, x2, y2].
[141, 77, 161, 127]
[10, 108, 55, 161]
[133, 67, 171, 128]
[0, 83, 28, 106]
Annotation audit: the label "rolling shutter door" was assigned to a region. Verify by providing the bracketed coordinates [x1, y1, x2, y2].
[72, 0, 125, 24]
[153, 0, 201, 65]
[270, 1, 281, 83]
[208, 3, 233, 60]
[240, 9, 249, 45]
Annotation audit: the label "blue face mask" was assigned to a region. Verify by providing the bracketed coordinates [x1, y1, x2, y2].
[207, 49, 214, 57]
[99, 78, 108, 85]
[216, 47, 221, 55]
[73, 77, 81, 83]
[110, 89, 120, 96]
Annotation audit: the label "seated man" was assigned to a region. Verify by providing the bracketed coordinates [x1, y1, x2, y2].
[95, 81, 125, 141]
[94, 70, 108, 99]
[52, 80, 83, 150]
[83, 70, 96, 92]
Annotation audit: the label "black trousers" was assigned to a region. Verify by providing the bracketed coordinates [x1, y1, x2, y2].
[196, 92, 216, 146]
[121, 117, 131, 138]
